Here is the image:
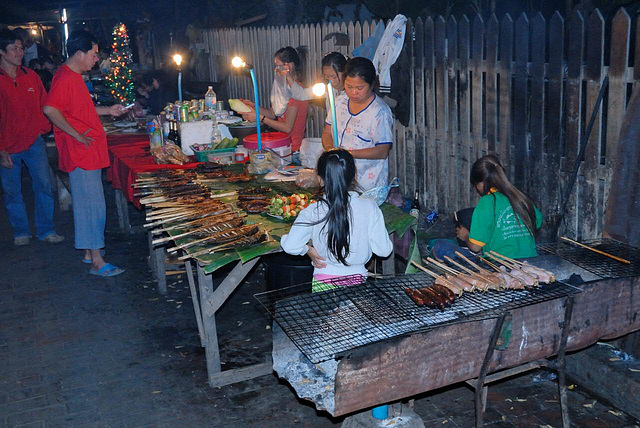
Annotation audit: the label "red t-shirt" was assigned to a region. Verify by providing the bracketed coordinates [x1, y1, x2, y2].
[278, 97, 308, 152]
[0, 66, 51, 154]
[44, 65, 108, 172]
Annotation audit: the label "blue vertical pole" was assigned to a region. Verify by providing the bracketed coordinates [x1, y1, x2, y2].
[177, 71, 183, 102]
[327, 81, 339, 148]
[372, 405, 388, 420]
[249, 68, 262, 151]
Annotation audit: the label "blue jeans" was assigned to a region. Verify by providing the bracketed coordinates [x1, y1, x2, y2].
[69, 168, 105, 250]
[0, 137, 56, 240]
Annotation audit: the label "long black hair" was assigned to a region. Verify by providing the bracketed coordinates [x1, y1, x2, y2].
[315, 149, 357, 265]
[471, 155, 538, 237]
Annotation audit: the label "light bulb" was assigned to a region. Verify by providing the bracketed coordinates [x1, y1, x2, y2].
[312, 83, 326, 97]
[231, 57, 245, 68]
[173, 54, 183, 66]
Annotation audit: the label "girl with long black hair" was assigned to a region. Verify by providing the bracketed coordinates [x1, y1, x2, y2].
[280, 149, 393, 291]
[456, 155, 543, 258]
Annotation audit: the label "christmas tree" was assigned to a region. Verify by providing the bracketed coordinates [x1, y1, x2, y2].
[105, 22, 135, 104]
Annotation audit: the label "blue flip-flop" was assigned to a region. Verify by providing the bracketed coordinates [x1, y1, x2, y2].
[82, 249, 106, 264]
[89, 263, 125, 277]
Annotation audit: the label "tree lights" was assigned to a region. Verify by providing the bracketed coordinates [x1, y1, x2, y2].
[105, 22, 135, 104]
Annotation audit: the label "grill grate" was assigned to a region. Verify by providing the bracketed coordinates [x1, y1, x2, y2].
[255, 273, 580, 364]
[538, 238, 640, 279]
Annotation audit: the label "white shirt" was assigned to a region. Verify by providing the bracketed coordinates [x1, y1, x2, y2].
[326, 93, 393, 191]
[280, 192, 393, 277]
[289, 81, 344, 114]
[23, 43, 38, 66]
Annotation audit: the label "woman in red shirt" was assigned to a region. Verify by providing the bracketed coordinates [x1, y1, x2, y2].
[240, 47, 308, 159]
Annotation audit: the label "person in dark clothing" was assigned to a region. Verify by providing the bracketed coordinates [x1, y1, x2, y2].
[139, 71, 175, 115]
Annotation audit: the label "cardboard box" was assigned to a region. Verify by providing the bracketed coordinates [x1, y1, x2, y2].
[178, 120, 214, 155]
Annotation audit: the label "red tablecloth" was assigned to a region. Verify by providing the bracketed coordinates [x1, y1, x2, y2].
[106, 134, 201, 209]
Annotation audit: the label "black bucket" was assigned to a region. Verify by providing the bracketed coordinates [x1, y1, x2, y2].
[263, 252, 313, 293]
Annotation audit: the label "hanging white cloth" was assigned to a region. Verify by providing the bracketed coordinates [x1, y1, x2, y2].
[372, 14, 407, 94]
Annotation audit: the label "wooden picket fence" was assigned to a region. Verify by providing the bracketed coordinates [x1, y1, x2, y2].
[195, 8, 636, 240]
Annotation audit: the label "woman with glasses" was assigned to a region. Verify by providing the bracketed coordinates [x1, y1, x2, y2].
[239, 46, 308, 159]
[322, 57, 393, 191]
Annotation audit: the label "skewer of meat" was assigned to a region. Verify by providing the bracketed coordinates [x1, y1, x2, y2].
[425, 257, 476, 292]
[153, 210, 242, 234]
[409, 261, 464, 296]
[151, 216, 245, 245]
[485, 253, 539, 287]
[453, 252, 506, 289]
[443, 256, 501, 290]
[479, 257, 526, 290]
[489, 251, 556, 283]
[179, 228, 269, 260]
[404, 288, 425, 306]
[144, 205, 233, 228]
[168, 224, 261, 252]
[419, 287, 448, 309]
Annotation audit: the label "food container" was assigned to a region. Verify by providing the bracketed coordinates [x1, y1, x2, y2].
[228, 123, 258, 142]
[234, 146, 249, 163]
[243, 132, 292, 167]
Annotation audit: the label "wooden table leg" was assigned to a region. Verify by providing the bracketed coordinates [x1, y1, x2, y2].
[114, 189, 132, 234]
[381, 248, 395, 275]
[196, 258, 272, 388]
[197, 264, 221, 377]
[154, 245, 167, 295]
[148, 231, 157, 281]
[185, 260, 205, 347]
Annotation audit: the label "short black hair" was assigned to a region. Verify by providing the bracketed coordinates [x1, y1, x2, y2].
[344, 57, 377, 86]
[0, 29, 22, 52]
[142, 70, 166, 86]
[66, 31, 98, 57]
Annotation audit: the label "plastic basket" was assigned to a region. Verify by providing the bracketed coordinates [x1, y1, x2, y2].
[194, 148, 236, 162]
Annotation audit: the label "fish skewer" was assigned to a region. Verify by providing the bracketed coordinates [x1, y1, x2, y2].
[410, 261, 463, 296]
[485, 253, 539, 287]
[560, 236, 631, 264]
[443, 256, 501, 290]
[425, 257, 476, 292]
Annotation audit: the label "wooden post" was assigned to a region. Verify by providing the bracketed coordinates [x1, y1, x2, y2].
[458, 15, 471, 210]
[513, 13, 529, 191]
[197, 264, 222, 382]
[114, 189, 131, 234]
[529, 13, 546, 208]
[154, 245, 167, 295]
[185, 260, 206, 347]
[498, 15, 514, 181]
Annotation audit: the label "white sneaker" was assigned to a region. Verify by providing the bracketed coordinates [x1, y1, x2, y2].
[14, 236, 30, 246]
[42, 234, 65, 244]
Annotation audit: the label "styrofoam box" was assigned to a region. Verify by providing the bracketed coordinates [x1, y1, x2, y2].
[178, 120, 214, 156]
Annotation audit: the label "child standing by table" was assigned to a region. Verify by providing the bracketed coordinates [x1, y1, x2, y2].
[280, 149, 393, 291]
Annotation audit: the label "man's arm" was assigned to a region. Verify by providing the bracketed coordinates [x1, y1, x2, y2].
[43, 105, 94, 148]
[321, 124, 334, 151]
[96, 105, 125, 116]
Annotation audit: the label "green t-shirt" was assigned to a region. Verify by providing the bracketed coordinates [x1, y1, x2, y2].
[468, 191, 543, 259]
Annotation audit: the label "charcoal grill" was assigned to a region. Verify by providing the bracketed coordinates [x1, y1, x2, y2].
[255, 273, 580, 364]
[538, 238, 640, 279]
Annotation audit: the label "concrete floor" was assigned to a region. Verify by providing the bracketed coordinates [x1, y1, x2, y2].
[1, 173, 639, 427]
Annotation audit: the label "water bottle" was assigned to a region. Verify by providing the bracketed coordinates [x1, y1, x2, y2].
[205, 86, 217, 112]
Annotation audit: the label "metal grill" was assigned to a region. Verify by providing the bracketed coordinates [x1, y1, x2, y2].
[255, 274, 580, 364]
[538, 238, 640, 279]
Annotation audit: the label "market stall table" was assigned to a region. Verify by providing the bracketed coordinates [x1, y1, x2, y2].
[140, 169, 416, 388]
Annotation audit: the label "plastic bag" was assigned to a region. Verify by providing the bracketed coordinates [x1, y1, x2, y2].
[295, 168, 320, 188]
[299, 138, 324, 169]
[360, 177, 400, 205]
[270, 74, 291, 117]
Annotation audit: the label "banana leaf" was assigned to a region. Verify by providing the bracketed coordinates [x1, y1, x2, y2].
[380, 203, 416, 238]
[200, 251, 241, 274]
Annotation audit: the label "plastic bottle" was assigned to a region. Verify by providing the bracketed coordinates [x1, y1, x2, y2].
[205, 86, 217, 112]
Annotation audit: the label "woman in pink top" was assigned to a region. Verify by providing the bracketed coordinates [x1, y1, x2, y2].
[240, 46, 308, 153]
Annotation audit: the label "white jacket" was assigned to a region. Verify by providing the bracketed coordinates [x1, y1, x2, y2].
[372, 14, 407, 93]
[280, 192, 393, 277]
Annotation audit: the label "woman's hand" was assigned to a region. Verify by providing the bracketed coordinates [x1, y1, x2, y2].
[0, 151, 13, 169]
[241, 110, 258, 122]
[241, 99, 255, 109]
[307, 246, 327, 269]
[455, 226, 469, 243]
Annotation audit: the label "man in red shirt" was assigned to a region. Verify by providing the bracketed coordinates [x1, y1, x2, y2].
[0, 29, 64, 246]
[44, 31, 125, 277]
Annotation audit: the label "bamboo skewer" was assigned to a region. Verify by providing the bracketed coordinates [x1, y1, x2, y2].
[560, 236, 631, 264]
[425, 257, 461, 276]
[490, 250, 525, 266]
[443, 256, 496, 291]
[454, 251, 493, 275]
[410, 261, 461, 291]
[480, 257, 501, 272]
[486, 252, 517, 269]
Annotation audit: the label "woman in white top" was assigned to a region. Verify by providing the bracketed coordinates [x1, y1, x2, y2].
[280, 149, 393, 291]
[322, 57, 394, 191]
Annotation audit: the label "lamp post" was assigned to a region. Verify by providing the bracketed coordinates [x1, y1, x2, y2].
[232, 56, 262, 152]
[312, 82, 339, 148]
[173, 54, 183, 102]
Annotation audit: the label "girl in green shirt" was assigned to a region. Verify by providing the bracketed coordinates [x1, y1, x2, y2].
[457, 155, 543, 259]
